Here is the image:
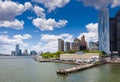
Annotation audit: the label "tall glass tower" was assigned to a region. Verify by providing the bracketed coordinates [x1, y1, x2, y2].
[98, 8, 110, 55]
[15, 44, 20, 56]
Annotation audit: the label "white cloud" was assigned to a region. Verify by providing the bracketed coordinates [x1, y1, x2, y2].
[78, 23, 98, 43]
[86, 23, 98, 32]
[0, 19, 24, 30]
[32, 33, 73, 52]
[33, 6, 45, 18]
[0, 1, 33, 29]
[13, 34, 32, 40]
[111, 0, 120, 8]
[81, 0, 120, 9]
[0, 0, 25, 21]
[32, 18, 68, 31]
[33, 0, 70, 12]
[0, 34, 32, 54]
[24, 2, 32, 10]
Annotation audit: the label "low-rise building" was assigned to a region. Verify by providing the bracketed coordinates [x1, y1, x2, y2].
[60, 53, 100, 63]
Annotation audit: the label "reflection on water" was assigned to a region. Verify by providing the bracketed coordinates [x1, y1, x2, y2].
[0, 56, 120, 82]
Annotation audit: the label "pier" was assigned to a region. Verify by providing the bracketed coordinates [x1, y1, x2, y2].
[56, 61, 106, 74]
[56, 64, 94, 74]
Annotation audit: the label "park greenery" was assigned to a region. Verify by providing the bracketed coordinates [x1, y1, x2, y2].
[41, 51, 64, 59]
[40, 50, 104, 59]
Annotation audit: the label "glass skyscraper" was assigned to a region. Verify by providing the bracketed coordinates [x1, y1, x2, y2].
[98, 8, 110, 55]
[15, 44, 21, 56]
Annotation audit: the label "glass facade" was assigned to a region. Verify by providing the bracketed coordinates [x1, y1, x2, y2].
[98, 8, 110, 55]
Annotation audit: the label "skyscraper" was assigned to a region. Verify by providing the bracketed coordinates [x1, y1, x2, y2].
[110, 10, 120, 55]
[80, 35, 87, 50]
[71, 38, 81, 51]
[15, 44, 21, 56]
[98, 8, 110, 55]
[23, 49, 28, 55]
[30, 50, 37, 56]
[65, 42, 70, 52]
[15, 44, 19, 56]
[58, 39, 64, 52]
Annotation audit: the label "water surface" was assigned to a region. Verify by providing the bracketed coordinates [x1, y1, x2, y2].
[0, 56, 120, 82]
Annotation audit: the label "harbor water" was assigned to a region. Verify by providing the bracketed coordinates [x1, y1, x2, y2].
[0, 56, 120, 82]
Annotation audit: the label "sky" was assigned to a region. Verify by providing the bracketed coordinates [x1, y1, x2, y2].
[0, 0, 120, 54]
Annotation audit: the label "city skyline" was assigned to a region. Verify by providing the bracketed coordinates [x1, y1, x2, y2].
[0, 0, 120, 54]
[11, 44, 37, 56]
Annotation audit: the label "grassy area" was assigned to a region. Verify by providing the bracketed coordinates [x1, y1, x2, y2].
[40, 51, 64, 59]
[40, 50, 104, 59]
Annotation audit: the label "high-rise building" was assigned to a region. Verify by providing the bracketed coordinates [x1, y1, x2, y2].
[65, 42, 70, 52]
[11, 51, 16, 56]
[15, 44, 21, 56]
[58, 39, 64, 52]
[71, 38, 81, 51]
[30, 50, 37, 56]
[15, 44, 19, 56]
[80, 35, 87, 50]
[110, 10, 120, 55]
[98, 8, 110, 55]
[23, 49, 28, 55]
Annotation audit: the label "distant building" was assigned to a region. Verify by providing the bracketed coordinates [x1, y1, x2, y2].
[15, 44, 22, 56]
[71, 36, 87, 51]
[11, 51, 16, 56]
[58, 39, 64, 52]
[65, 42, 70, 52]
[30, 50, 37, 56]
[98, 8, 110, 55]
[23, 49, 29, 55]
[89, 42, 98, 51]
[80, 35, 87, 50]
[110, 10, 120, 56]
[19, 49, 22, 56]
[71, 38, 81, 51]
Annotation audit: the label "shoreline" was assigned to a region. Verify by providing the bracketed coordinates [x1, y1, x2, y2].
[33, 56, 120, 75]
[33, 56, 108, 74]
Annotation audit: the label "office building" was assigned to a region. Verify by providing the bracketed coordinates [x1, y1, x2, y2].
[80, 35, 87, 50]
[71, 38, 81, 51]
[30, 50, 37, 56]
[11, 51, 16, 56]
[58, 39, 64, 52]
[23, 49, 29, 55]
[15, 44, 22, 56]
[65, 42, 70, 52]
[110, 10, 120, 55]
[89, 42, 98, 51]
[98, 8, 110, 55]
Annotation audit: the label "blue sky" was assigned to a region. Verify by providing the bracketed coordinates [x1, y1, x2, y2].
[0, 0, 120, 54]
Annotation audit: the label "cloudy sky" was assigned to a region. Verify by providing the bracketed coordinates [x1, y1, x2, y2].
[0, 0, 120, 54]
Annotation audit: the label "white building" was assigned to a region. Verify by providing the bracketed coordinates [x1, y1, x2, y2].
[60, 53, 100, 63]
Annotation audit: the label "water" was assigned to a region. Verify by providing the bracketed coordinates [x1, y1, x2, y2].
[0, 56, 120, 82]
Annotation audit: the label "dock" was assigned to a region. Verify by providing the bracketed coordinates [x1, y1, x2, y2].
[56, 64, 94, 74]
[56, 61, 106, 74]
